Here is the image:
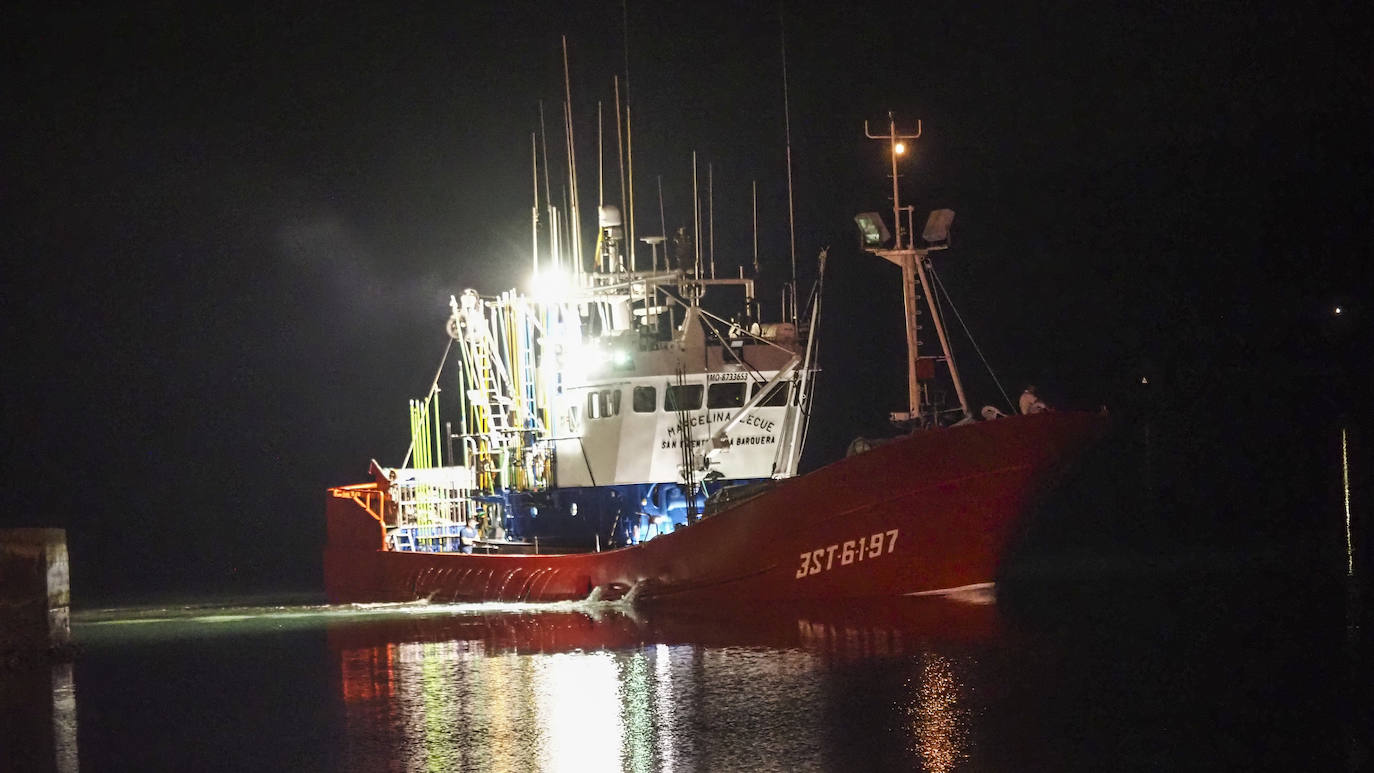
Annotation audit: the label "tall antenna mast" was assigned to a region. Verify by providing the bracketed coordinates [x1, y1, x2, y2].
[539, 101, 555, 269]
[620, 0, 637, 269]
[752, 179, 759, 275]
[597, 101, 604, 208]
[625, 105, 636, 271]
[692, 152, 702, 279]
[657, 174, 667, 272]
[708, 162, 715, 279]
[780, 9, 797, 324]
[614, 77, 627, 261]
[562, 36, 582, 279]
[562, 183, 571, 271]
[621, 0, 632, 99]
[531, 132, 540, 278]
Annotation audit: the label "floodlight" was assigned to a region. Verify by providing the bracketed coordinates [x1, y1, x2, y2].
[921, 209, 956, 243]
[854, 212, 892, 248]
[530, 268, 573, 299]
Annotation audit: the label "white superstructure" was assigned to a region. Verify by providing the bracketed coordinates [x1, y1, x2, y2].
[444, 269, 814, 495]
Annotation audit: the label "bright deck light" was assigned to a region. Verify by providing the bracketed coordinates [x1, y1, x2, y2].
[894, 141, 907, 155]
[530, 269, 573, 299]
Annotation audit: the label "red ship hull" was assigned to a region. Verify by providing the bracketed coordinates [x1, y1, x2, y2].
[324, 411, 1107, 606]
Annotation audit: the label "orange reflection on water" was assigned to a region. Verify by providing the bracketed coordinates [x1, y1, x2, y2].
[339, 644, 394, 704]
[907, 651, 965, 773]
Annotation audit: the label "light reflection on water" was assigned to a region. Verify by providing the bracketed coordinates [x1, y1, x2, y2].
[62, 597, 986, 772]
[336, 638, 838, 772]
[0, 660, 79, 773]
[324, 600, 945, 772]
[908, 652, 962, 773]
[54, 571, 1356, 772]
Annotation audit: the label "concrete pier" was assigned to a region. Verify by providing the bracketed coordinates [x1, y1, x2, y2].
[0, 529, 77, 771]
[0, 528, 71, 655]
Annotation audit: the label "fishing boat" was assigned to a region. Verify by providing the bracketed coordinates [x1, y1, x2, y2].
[323, 112, 1107, 606]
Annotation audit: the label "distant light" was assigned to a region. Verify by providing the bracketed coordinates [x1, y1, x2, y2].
[1334, 305, 1343, 315]
[894, 142, 907, 155]
[1140, 376, 1149, 385]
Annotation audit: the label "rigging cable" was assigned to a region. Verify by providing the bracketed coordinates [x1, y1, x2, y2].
[402, 337, 455, 468]
[794, 260, 823, 460]
[780, 5, 797, 323]
[695, 311, 765, 383]
[927, 266, 1014, 413]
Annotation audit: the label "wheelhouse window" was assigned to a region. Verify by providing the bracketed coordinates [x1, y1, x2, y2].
[632, 386, 656, 413]
[585, 389, 621, 419]
[752, 380, 790, 407]
[707, 381, 746, 409]
[664, 383, 703, 411]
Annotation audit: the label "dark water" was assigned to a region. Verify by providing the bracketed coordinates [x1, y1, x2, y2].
[2, 554, 1365, 773]
[3, 421, 1367, 771]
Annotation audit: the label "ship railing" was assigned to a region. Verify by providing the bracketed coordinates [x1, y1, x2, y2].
[386, 468, 476, 528]
[390, 489, 471, 527]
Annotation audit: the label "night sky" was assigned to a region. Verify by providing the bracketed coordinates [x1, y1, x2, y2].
[4, 2, 1368, 603]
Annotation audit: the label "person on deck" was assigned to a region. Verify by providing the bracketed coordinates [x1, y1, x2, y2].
[1019, 385, 1049, 415]
[458, 520, 478, 554]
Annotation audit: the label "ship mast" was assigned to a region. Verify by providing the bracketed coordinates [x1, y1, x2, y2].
[562, 36, 583, 280]
[531, 132, 539, 278]
[780, 12, 798, 325]
[863, 113, 971, 425]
